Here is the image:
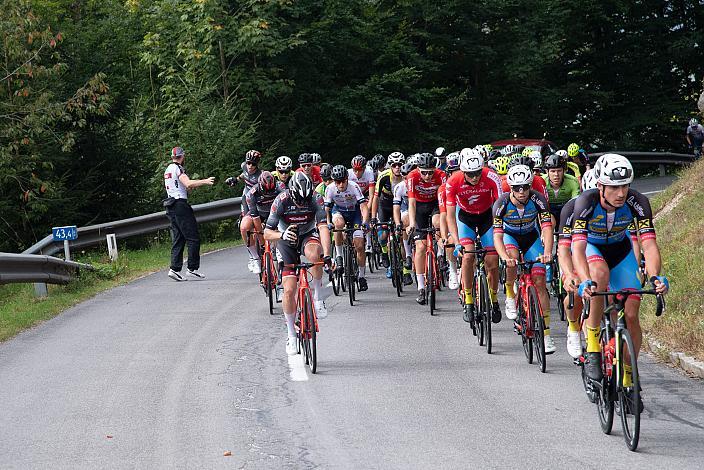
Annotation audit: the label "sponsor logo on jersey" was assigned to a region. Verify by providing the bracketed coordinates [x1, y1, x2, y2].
[574, 220, 587, 230]
[638, 219, 652, 230]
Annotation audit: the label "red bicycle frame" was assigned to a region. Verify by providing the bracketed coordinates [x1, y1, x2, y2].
[295, 262, 324, 338]
[261, 239, 278, 289]
[515, 258, 546, 339]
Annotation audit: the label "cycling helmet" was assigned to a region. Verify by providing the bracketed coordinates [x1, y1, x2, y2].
[387, 151, 405, 165]
[275, 155, 292, 172]
[400, 162, 413, 176]
[374, 153, 387, 168]
[289, 172, 313, 204]
[368, 157, 381, 172]
[502, 144, 515, 155]
[331, 164, 348, 182]
[298, 153, 312, 164]
[460, 148, 483, 172]
[543, 153, 566, 170]
[581, 168, 598, 191]
[506, 165, 534, 186]
[487, 159, 498, 172]
[310, 153, 322, 164]
[567, 143, 580, 157]
[528, 150, 543, 169]
[473, 145, 487, 160]
[494, 156, 511, 175]
[689, 118, 698, 127]
[435, 147, 446, 157]
[406, 154, 420, 168]
[521, 147, 532, 157]
[417, 153, 435, 170]
[484, 144, 493, 152]
[320, 163, 332, 181]
[508, 155, 534, 170]
[245, 149, 261, 164]
[258, 171, 276, 192]
[595, 153, 634, 186]
[351, 155, 366, 170]
[446, 152, 461, 172]
[488, 149, 502, 160]
[171, 146, 185, 158]
[555, 149, 568, 158]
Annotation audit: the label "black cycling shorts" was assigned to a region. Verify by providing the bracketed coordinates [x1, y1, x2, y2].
[413, 200, 439, 242]
[278, 229, 320, 275]
[377, 201, 394, 225]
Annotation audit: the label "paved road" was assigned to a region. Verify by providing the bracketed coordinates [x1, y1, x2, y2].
[2, 175, 701, 469]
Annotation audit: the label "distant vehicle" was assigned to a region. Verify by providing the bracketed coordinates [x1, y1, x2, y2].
[491, 138, 558, 157]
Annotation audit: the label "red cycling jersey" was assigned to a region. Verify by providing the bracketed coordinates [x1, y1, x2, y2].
[438, 183, 447, 213]
[445, 167, 502, 214]
[296, 166, 322, 185]
[407, 168, 446, 203]
[500, 173, 548, 200]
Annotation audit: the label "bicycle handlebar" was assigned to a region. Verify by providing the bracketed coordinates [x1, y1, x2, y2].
[582, 287, 665, 319]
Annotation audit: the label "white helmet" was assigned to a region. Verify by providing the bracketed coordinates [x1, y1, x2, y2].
[435, 147, 446, 157]
[486, 159, 498, 172]
[275, 155, 292, 171]
[506, 164, 534, 186]
[475, 145, 489, 159]
[388, 151, 405, 165]
[581, 168, 598, 191]
[310, 153, 322, 164]
[406, 154, 420, 167]
[555, 149, 568, 158]
[460, 148, 483, 172]
[528, 150, 543, 169]
[502, 144, 515, 155]
[595, 153, 633, 186]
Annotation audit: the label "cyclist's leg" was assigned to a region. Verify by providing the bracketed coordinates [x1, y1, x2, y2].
[584, 242, 610, 352]
[523, 233, 550, 334]
[401, 210, 412, 260]
[606, 245, 642, 361]
[457, 207, 479, 304]
[332, 210, 345, 263]
[346, 209, 366, 279]
[302, 232, 326, 299]
[503, 233, 520, 299]
[477, 210, 499, 304]
[278, 241, 300, 347]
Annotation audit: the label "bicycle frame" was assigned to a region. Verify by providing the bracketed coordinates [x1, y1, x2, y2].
[515, 259, 545, 340]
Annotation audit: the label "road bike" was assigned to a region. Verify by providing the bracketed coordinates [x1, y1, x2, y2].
[291, 260, 326, 374]
[378, 222, 404, 297]
[331, 224, 362, 306]
[248, 230, 279, 315]
[457, 244, 492, 353]
[512, 258, 548, 373]
[580, 286, 665, 451]
[416, 226, 442, 315]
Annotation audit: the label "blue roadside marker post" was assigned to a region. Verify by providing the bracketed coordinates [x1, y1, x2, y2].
[34, 226, 79, 298]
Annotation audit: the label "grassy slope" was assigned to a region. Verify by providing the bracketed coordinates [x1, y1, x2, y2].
[0, 239, 239, 342]
[642, 158, 704, 361]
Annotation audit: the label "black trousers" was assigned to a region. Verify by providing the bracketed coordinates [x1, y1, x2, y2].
[166, 199, 201, 271]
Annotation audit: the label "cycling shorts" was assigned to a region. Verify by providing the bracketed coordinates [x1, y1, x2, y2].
[457, 207, 495, 253]
[377, 201, 394, 225]
[413, 200, 439, 242]
[586, 237, 641, 294]
[279, 229, 321, 276]
[332, 208, 364, 239]
[503, 230, 545, 276]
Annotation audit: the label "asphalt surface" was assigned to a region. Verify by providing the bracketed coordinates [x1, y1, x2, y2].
[1, 175, 702, 469]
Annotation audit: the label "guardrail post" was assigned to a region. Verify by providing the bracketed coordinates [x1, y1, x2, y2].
[659, 164, 666, 177]
[64, 240, 71, 261]
[106, 234, 118, 261]
[34, 282, 48, 298]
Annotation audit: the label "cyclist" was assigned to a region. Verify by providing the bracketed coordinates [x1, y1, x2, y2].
[326, 165, 371, 291]
[407, 152, 446, 305]
[439, 152, 461, 290]
[556, 168, 598, 358]
[543, 153, 580, 225]
[315, 163, 332, 198]
[393, 161, 415, 286]
[446, 148, 503, 323]
[311, 152, 322, 171]
[573, 154, 669, 392]
[263, 172, 332, 355]
[296, 153, 323, 185]
[349, 155, 376, 256]
[555, 149, 581, 181]
[272, 156, 294, 185]
[435, 147, 447, 171]
[493, 164, 556, 353]
[501, 155, 548, 199]
[371, 152, 406, 276]
[686, 118, 704, 157]
[567, 143, 590, 174]
[244, 170, 286, 269]
[226, 150, 262, 273]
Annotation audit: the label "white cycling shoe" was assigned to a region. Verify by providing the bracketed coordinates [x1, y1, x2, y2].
[315, 300, 328, 319]
[448, 270, 459, 290]
[544, 335, 556, 354]
[566, 330, 582, 358]
[505, 297, 518, 320]
[286, 337, 298, 356]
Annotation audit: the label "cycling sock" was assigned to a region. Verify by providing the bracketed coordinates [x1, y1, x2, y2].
[284, 312, 296, 338]
[489, 288, 497, 303]
[506, 283, 515, 299]
[417, 274, 426, 290]
[403, 239, 412, 257]
[464, 289, 473, 305]
[543, 308, 550, 334]
[311, 276, 322, 298]
[359, 265, 366, 278]
[586, 326, 600, 353]
[623, 364, 633, 388]
[568, 319, 580, 332]
[335, 245, 343, 258]
[246, 245, 259, 259]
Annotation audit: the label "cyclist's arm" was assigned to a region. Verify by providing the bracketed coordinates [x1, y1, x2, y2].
[263, 197, 283, 242]
[408, 197, 417, 229]
[534, 194, 554, 257]
[570, 195, 591, 282]
[492, 199, 510, 261]
[360, 201, 370, 224]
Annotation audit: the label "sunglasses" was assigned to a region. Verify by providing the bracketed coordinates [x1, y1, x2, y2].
[391, 163, 402, 168]
[511, 184, 531, 192]
[420, 170, 434, 176]
[246, 162, 256, 166]
[464, 170, 482, 178]
[301, 163, 312, 168]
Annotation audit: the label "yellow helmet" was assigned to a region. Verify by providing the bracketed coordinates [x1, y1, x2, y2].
[494, 156, 511, 175]
[484, 143, 493, 152]
[567, 143, 580, 157]
[521, 147, 532, 157]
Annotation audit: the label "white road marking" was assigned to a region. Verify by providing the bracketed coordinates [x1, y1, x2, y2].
[288, 353, 309, 381]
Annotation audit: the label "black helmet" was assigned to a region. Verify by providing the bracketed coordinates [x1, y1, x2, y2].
[368, 158, 381, 171]
[245, 149, 261, 164]
[544, 153, 566, 170]
[310, 153, 322, 164]
[508, 155, 534, 171]
[331, 165, 348, 182]
[400, 162, 414, 176]
[320, 163, 332, 180]
[298, 153, 312, 164]
[289, 172, 313, 204]
[417, 152, 435, 170]
[373, 153, 386, 168]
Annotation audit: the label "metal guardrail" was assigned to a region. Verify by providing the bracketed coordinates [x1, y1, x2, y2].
[0, 253, 87, 285]
[590, 151, 695, 165]
[23, 197, 242, 257]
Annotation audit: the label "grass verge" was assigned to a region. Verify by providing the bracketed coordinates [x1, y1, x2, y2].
[0, 238, 239, 342]
[641, 158, 704, 361]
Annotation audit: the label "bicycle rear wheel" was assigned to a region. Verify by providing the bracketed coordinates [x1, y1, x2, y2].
[301, 287, 317, 373]
[518, 295, 533, 364]
[479, 271, 492, 354]
[391, 237, 403, 297]
[472, 273, 484, 345]
[618, 330, 640, 451]
[528, 286, 546, 373]
[264, 252, 275, 315]
[345, 245, 355, 306]
[427, 250, 436, 316]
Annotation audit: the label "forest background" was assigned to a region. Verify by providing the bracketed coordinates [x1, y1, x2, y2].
[1, 0, 702, 253]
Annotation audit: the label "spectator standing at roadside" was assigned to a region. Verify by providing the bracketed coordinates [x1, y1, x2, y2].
[686, 118, 704, 157]
[163, 146, 215, 281]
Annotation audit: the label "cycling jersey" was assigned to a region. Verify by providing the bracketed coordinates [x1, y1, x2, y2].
[348, 168, 376, 197]
[438, 183, 447, 214]
[375, 168, 404, 204]
[571, 188, 655, 246]
[245, 181, 286, 219]
[542, 173, 580, 220]
[266, 191, 326, 235]
[239, 162, 261, 192]
[557, 197, 577, 248]
[296, 166, 322, 185]
[407, 168, 446, 203]
[492, 191, 552, 236]
[272, 170, 294, 183]
[445, 168, 502, 214]
[393, 180, 409, 212]
[500, 174, 548, 200]
[164, 162, 188, 200]
[324, 181, 367, 212]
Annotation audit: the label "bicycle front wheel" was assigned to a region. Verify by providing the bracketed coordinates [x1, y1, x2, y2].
[264, 252, 275, 315]
[518, 295, 533, 364]
[618, 329, 640, 451]
[473, 273, 484, 345]
[301, 287, 317, 374]
[345, 245, 355, 306]
[427, 250, 436, 316]
[528, 286, 546, 373]
[479, 271, 492, 354]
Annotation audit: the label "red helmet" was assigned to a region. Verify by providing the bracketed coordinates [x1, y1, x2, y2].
[351, 155, 366, 170]
[245, 150, 261, 164]
[258, 171, 276, 192]
[171, 147, 185, 158]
